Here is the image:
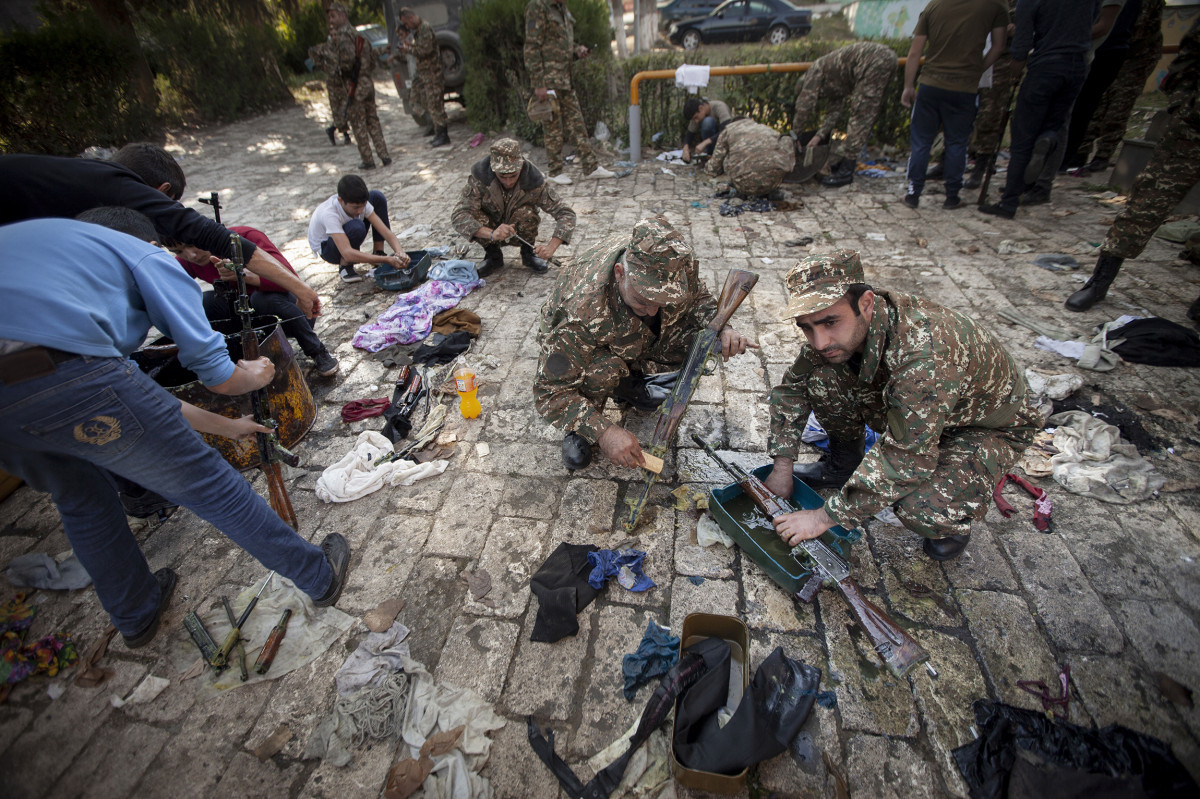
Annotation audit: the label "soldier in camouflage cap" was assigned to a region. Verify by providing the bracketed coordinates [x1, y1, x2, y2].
[451, 138, 577, 274]
[764, 249, 1039, 562]
[534, 216, 756, 472]
[322, 2, 391, 170]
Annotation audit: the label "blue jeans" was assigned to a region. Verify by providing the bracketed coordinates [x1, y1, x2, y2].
[319, 189, 391, 265]
[0, 355, 332, 637]
[686, 116, 720, 156]
[998, 55, 1087, 210]
[906, 84, 979, 198]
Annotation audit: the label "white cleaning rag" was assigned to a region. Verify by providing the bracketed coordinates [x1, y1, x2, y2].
[315, 431, 448, 503]
[674, 64, 710, 92]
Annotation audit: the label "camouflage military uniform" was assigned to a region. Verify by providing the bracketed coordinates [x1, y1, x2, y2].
[770, 251, 1039, 538]
[791, 42, 897, 161]
[452, 157, 576, 248]
[524, 0, 598, 175]
[966, 0, 1018, 156]
[310, 41, 351, 133]
[706, 118, 796, 197]
[1102, 20, 1200, 260]
[1083, 0, 1166, 162]
[408, 18, 447, 128]
[534, 218, 717, 442]
[330, 19, 390, 166]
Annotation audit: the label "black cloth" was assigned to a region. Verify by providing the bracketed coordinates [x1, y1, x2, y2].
[1011, 0, 1102, 65]
[0, 154, 256, 262]
[411, 331, 472, 365]
[673, 639, 820, 775]
[202, 290, 322, 357]
[529, 542, 600, 643]
[1110, 317, 1200, 367]
[953, 700, 1199, 799]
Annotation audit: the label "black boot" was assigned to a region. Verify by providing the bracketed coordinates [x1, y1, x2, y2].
[562, 432, 593, 472]
[820, 157, 855, 187]
[612, 371, 677, 410]
[342, 129, 351, 145]
[1065, 253, 1124, 312]
[793, 431, 864, 489]
[430, 125, 450, 147]
[963, 154, 993, 189]
[326, 125, 337, 146]
[1189, 294, 1200, 324]
[521, 243, 549, 273]
[477, 244, 504, 275]
[922, 534, 970, 561]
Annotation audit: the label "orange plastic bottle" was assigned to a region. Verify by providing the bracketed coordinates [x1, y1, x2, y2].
[454, 369, 481, 419]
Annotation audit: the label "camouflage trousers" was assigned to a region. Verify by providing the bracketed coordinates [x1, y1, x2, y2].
[799, 364, 1039, 538]
[469, 205, 540, 248]
[837, 56, 896, 161]
[347, 93, 390, 166]
[542, 85, 597, 175]
[1084, 36, 1162, 161]
[572, 335, 691, 431]
[969, 53, 1015, 156]
[327, 79, 350, 130]
[1103, 102, 1200, 260]
[411, 68, 447, 127]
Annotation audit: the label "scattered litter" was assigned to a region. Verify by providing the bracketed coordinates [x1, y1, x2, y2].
[865, 233, 886, 241]
[475, 442, 490, 457]
[111, 674, 169, 707]
[660, 167, 673, 175]
[364, 597, 406, 633]
[1033, 254, 1080, 271]
[997, 240, 1034, 254]
[397, 224, 432, 240]
[696, 515, 733, 548]
[785, 236, 814, 247]
[5, 552, 92, 590]
[1048, 410, 1166, 503]
[74, 626, 116, 687]
[655, 149, 686, 163]
[1024, 368, 1083, 400]
[462, 569, 493, 602]
[1153, 672, 1194, 708]
[47, 681, 66, 700]
[760, 257, 774, 265]
[994, 473, 1053, 531]
[960, 244, 980, 254]
[671, 484, 709, 510]
[1034, 336, 1087, 360]
[687, 575, 705, 585]
[816, 690, 837, 709]
[587, 549, 654, 592]
[1017, 430, 1058, 477]
[915, 237, 928, 247]
[920, 270, 933, 276]
[530, 543, 600, 643]
[621, 620, 679, 700]
[251, 725, 293, 761]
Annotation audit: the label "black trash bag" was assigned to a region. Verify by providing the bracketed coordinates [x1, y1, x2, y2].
[674, 640, 820, 775]
[1109, 318, 1200, 367]
[952, 700, 1199, 799]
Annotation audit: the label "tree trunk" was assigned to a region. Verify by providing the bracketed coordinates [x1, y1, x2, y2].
[85, 0, 157, 114]
[634, 0, 656, 54]
[610, 0, 628, 59]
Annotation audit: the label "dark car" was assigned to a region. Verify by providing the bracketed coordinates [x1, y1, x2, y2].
[381, 0, 469, 123]
[668, 0, 812, 50]
[658, 0, 723, 25]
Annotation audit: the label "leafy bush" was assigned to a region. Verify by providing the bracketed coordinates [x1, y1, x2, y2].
[461, 0, 615, 141]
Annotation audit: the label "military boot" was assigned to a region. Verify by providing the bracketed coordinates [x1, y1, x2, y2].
[963, 154, 993, 189]
[477, 244, 504, 275]
[325, 125, 337, 146]
[342, 128, 351, 145]
[562, 432, 593, 472]
[793, 431, 864, 489]
[922, 534, 970, 561]
[1065, 253, 1124, 312]
[521, 243, 549, 273]
[820, 157, 855, 187]
[430, 126, 450, 147]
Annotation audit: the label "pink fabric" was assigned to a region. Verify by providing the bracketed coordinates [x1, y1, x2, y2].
[352, 278, 484, 352]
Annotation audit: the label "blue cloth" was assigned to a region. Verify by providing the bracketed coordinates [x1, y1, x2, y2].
[621, 620, 680, 700]
[428, 259, 480, 284]
[0, 355, 332, 638]
[319, 190, 390, 265]
[906, 84, 979, 199]
[802, 415, 880, 454]
[0, 219, 233, 386]
[587, 549, 655, 592]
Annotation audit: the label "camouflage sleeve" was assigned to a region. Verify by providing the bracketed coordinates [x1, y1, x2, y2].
[534, 321, 610, 443]
[535, 182, 576, 243]
[817, 100, 842, 144]
[414, 22, 438, 59]
[524, 2, 548, 88]
[767, 353, 817, 459]
[824, 357, 960, 528]
[451, 175, 488, 240]
[331, 29, 357, 75]
[791, 69, 821, 134]
[706, 129, 731, 176]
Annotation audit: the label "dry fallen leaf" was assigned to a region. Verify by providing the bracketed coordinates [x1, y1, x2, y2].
[364, 597, 406, 633]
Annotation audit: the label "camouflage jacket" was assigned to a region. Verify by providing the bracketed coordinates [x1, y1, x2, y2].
[329, 22, 375, 99]
[1163, 18, 1200, 112]
[451, 157, 577, 243]
[410, 19, 441, 78]
[534, 232, 717, 442]
[525, 0, 575, 90]
[706, 118, 796, 196]
[769, 290, 1036, 527]
[792, 42, 897, 141]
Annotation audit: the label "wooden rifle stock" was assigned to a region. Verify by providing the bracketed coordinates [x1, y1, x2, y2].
[622, 268, 759, 531]
[692, 436, 929, 678]
[230, 235, 299, 530]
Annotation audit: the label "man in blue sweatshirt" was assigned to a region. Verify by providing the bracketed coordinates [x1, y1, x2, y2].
[0, 214, 350, 649]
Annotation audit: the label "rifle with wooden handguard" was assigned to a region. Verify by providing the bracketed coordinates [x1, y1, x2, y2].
[622, 268, 759, 531]
[692, 435, 930, 678]
[228, 234, 300, 530]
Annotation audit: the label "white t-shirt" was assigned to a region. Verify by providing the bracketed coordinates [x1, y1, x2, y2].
[307, 193, 374, 256]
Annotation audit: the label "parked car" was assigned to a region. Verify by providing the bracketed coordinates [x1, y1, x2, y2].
[379, 0, 469, 123]
[658, 0, 723, 25]
[668, 0, 812, 49]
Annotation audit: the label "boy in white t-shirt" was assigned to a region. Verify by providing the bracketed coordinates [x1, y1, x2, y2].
[307, 174, 409, 283]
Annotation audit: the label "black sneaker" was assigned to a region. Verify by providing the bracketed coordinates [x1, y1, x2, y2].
[339, 265, 363, 284]
[358, 161, 376, 170]
[123, 568, 178, 649]
[1021, 187, 1051, 206]
[979, 203, 1015, 219]
[903, 193, 920, 209]
[312, 348, 340, 377]
[381, 157, 392, 166]
[943, 195, 962, 209]
[312, 534, 350, 608]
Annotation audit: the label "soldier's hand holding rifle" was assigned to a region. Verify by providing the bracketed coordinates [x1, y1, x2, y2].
[764, 459, 836, 544]
[718, 327, 756, 361]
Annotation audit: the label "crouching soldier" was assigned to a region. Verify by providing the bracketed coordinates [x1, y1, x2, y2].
[706, 118, 796, 199]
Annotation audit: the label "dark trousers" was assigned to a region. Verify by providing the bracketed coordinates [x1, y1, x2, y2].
[905, 84, 979, 198]
[201, 288, 324, 357]
[319, 189, 390, 264]
[998, 55, 1087, 210]
[1063, 49, 1129, 167]
[686, 116, 721, 156]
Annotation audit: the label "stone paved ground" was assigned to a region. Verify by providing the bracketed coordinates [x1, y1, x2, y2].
[2, 79, 1200, 798]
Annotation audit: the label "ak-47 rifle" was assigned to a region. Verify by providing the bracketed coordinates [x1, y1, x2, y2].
[199, 191, 239, 319]
[692, 435, 930, 678]
[623, 268, 759, 531]
[228, 234, 300, 530]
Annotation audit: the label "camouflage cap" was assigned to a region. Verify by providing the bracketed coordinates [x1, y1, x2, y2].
[623, 217, 691, 307]
[782, 249, 865, 318]
[327, 2, 349, 14]
[489, 138, 524, 174]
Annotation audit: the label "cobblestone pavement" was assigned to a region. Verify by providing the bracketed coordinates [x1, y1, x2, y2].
[3, 80, 1200, 798]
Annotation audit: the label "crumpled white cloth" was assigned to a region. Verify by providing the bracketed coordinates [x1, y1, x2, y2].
[1048, 411, 1166, 504]
[314, 431, 448, 503]
[674, 64, 710, 91]
[335, 621, 412, 695]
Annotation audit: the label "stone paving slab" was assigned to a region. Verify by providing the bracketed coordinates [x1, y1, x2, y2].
[3, 77, 1200, 797]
